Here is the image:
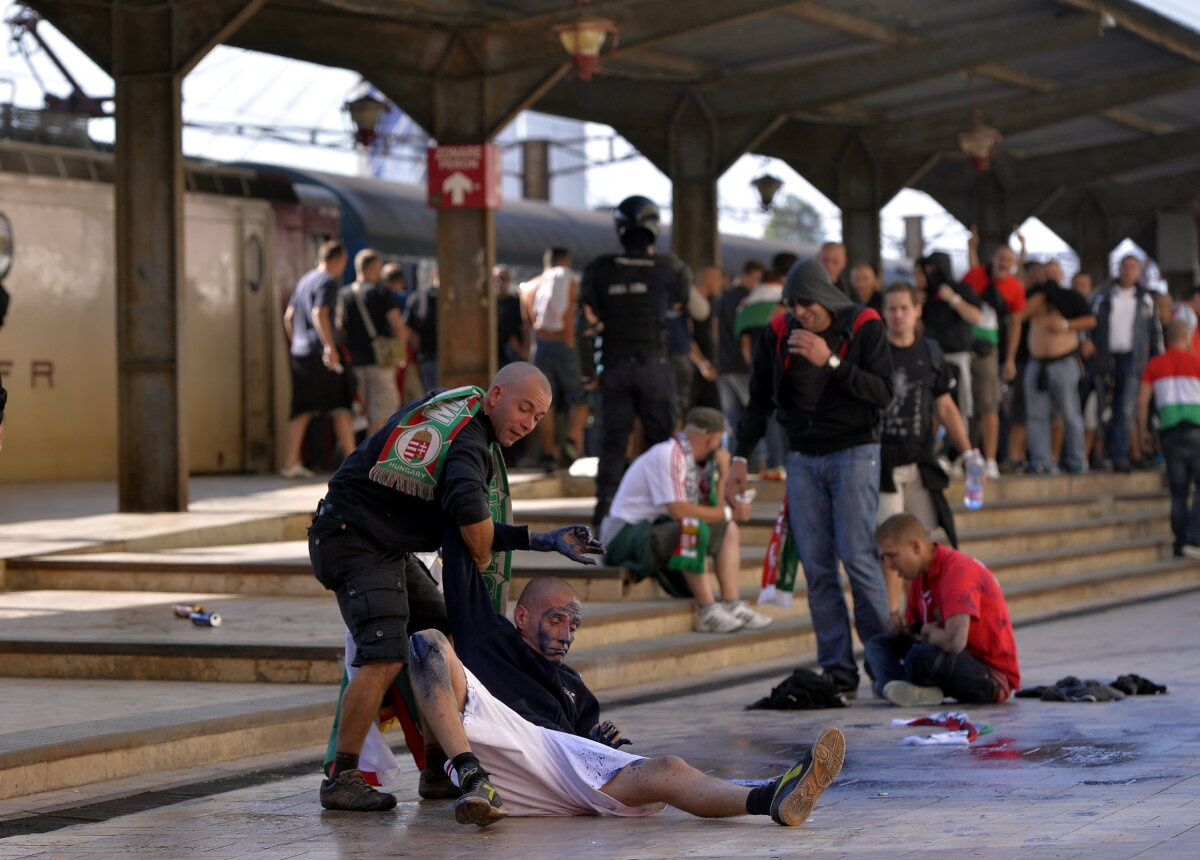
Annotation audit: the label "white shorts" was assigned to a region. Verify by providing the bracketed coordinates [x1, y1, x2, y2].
[460, 667, 665, 818]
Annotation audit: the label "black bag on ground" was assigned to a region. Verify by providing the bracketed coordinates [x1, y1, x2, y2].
[746, 668, 849, 710]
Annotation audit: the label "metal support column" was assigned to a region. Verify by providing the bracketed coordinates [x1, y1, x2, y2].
[113, 69, 186, 511]
[1076, 193, 1112, 288]
[667, 100, 720, 271]
[432, 75, 497, 391]
[971, 171, 1013, 260]
[835, 134, 882, 273]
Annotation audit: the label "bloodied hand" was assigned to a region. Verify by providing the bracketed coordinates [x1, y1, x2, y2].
[530, 526, 605, 565]
[588, 720, 632, 748]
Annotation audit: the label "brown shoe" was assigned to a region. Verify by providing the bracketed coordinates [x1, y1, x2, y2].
[319, 769, 397, 812]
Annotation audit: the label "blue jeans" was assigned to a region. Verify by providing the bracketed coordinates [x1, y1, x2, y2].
[1163, 425, 1200, 552]
[1025, 356, 1085, 472]
[419, 358, 439, 393]
[865, 634, 1001, 704]
[785, 444, 888, 685]
[1107, 352, 1136, 464]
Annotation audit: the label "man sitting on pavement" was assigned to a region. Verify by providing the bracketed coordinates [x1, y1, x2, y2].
[407, 526, 845, 827]
[866, 514, 1021, 707]
[600, 406, 773, 633]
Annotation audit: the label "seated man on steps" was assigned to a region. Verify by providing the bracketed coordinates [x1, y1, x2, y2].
[599, 406, 773, 633]
[866, 514, 1021, 707]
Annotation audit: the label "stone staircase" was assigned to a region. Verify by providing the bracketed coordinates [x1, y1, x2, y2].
[0, 468, 1195, 801]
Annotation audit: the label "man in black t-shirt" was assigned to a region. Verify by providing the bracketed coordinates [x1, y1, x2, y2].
[1004, 261, 1097, 474]
[281, 241, 356, 478]
[338, 248, 408, 433]
[310, 362, 600, 813]
[878, 282, 972, 612]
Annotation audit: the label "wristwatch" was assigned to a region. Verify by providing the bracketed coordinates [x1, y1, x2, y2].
[826, 355, 842, 370]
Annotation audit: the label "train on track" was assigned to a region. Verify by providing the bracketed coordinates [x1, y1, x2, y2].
[0, 138, 818, 481]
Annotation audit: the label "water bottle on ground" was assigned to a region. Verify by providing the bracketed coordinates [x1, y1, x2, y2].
[964, 449, 985, 510]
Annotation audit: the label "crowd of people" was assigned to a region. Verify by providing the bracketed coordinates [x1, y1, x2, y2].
[292, 197, 1200, 828]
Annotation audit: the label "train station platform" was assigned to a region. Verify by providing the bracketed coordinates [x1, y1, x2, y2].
[0, 588, 1197, 857]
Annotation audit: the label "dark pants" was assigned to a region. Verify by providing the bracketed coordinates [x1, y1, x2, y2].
[595, 356, 677, 509]
[1163, 425, 1200, 553]
[865, 633, 1001, 704]
[1107, 352, 1136, 465]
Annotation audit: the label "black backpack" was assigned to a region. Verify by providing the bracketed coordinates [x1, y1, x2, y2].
[746, 668, 850, 710]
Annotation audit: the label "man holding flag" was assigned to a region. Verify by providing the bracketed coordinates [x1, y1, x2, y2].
[308, 362, 600, 811]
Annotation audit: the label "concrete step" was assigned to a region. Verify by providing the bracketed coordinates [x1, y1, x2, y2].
[7, 507, 1175, 606]
[957, 511, 1169, 559]
[987, 536, 1172, 586]
[0, 678, 336, 801]
[516, 492, 1170, 547]
[553, 468, 1166, 506]
[569, 557, 1200, 691]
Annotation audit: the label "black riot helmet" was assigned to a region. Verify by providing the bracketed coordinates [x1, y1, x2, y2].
[613, 195, 660, 248]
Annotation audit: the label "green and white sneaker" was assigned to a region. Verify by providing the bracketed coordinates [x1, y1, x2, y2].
[769, 727, 846, 826]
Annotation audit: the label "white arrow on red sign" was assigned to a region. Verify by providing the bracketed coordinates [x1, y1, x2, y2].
[442, 171, 475, 206]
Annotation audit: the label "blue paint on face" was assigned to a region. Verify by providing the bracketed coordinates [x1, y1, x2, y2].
[535, 600, 581, 662]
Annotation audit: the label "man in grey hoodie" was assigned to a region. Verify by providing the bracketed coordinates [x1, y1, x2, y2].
[727, 259, 893, 698]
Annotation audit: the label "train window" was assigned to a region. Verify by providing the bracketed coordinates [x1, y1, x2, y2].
[244, 234, 263, 293]
[0, 212, 12, 280]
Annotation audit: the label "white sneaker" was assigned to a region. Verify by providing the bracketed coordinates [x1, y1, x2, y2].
[724, 599, 774, 629]
[985, 458, 1001, 480]
[694, 602, 745, 634]
[280, 462, 316, 480]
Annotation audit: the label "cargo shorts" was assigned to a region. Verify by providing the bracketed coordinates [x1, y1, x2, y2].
[308, 512, 449, 666]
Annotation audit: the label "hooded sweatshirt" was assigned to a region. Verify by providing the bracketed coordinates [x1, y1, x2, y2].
[735, 259, 894, 457]
[919, 252, 980, 355]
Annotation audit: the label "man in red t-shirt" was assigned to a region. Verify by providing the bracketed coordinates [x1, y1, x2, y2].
[962, 240, 1027, 477]
[867, 513, 1021, 707]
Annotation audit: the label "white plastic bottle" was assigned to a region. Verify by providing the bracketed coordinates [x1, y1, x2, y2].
[964, 448, 986, 510]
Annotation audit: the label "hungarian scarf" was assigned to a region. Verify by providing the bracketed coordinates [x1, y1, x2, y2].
[667, 432, 717, 575]
[758, 498, 800, 607]
[368, 385, 512, 605]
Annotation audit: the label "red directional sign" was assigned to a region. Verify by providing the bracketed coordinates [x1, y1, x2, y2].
[426, 144, 501, 209]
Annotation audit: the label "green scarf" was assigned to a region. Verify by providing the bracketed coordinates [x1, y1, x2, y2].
[369, 384, 512, 608]
[666, 433, 717, 575]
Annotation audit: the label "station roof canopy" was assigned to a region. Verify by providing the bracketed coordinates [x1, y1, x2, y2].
[31, 0, 1200, 252]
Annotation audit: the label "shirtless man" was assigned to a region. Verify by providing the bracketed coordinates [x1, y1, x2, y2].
[1003, 262, 1096, 474]
[521, 247, 588, 466]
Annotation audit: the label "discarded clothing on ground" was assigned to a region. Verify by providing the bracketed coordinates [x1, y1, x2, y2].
[1110, 673, 1168, 696]
[1016, 673, 1167, 702]
[892, 710, 984, 745]
[746, 668, 849, 710]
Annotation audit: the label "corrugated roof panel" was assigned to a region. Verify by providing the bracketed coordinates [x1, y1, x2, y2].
[1005, 29, 1179, 85]
[1002, 116, 1141, 158]
[663, 13, 866, 67]
[854, 73, 1019, 117]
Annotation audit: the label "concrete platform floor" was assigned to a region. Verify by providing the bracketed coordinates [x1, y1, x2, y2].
[2, 590, 1199, 858]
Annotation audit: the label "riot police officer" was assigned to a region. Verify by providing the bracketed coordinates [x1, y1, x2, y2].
[579, 195, 691, 525]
